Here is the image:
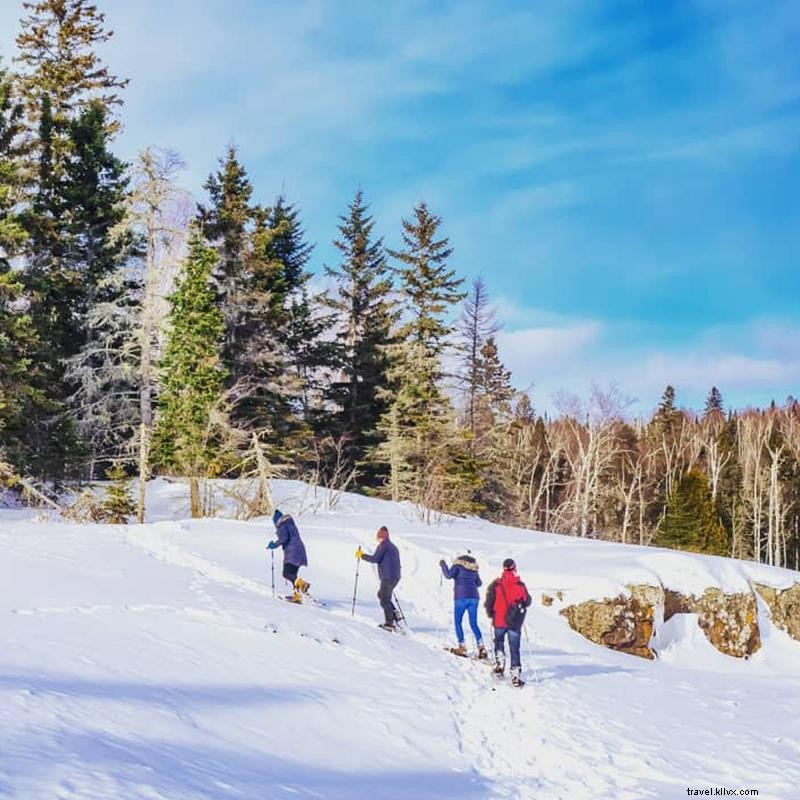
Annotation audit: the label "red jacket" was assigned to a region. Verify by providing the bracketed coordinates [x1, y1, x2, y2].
[485, 570, 531, 629]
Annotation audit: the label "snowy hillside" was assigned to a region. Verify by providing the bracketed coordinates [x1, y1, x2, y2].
[2, 479, 800, 800]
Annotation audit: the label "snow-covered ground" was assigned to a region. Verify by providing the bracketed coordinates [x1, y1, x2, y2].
[2, 479, 799, 799]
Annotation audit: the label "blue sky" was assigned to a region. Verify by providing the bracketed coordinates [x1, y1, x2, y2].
[2, 0, 798, 415]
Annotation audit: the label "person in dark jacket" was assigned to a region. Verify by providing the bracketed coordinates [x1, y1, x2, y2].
[267, 509, 309, 603]
[484, 558, 532, 686]
[440, 553, 487, 658]
[357, 526, 401, 631]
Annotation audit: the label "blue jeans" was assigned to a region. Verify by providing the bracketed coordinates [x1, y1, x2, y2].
[494, 626, 522, 668]
[454, 598, 483, 645]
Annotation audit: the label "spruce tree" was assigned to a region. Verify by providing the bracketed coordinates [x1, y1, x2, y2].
[0, 66, 37, 464]
[14, 0, 128, 480]
[376, 202, 472, 512]
[15, 0, 127, 152]
[197, 145, 253, 380]
[655, 470, 729, 555]
[101, 461, 135, 523]
[325, 190, 396, 483]
[704, 386, 724, 419]
[151, 231, 226, 516]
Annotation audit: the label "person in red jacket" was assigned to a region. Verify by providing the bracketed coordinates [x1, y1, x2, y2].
[484, 558, 532, 686]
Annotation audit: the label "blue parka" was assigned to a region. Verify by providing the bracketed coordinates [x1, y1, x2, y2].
[274, 515, 308, 567]
[362, 538, 401, 581]
[440, 555, 482, 600]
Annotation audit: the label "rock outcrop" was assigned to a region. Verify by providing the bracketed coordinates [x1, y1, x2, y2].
[664, 588, 760, 658]
[561, 583, 767, 660]
[754, 583, 800, 642]
[560, 585, 660, 660]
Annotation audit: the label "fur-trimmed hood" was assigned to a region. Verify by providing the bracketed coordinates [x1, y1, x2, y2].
[454, 555, 479, 572]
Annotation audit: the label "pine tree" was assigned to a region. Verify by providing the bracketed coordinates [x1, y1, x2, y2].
[151, 231, 227, 517]
[655, 470, 729, 555]
[325, 190, 396, 483]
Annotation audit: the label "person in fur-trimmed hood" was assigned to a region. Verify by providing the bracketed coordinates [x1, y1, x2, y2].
[440, 553, 487, 659]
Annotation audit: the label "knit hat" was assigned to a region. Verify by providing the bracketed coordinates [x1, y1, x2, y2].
[272, 509, 283, 525]
[376, 526, 389, 539]
[502, 558, 516, 571]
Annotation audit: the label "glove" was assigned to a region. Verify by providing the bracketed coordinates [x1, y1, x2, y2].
[267, 541, 278, 550]
[355, 546, 363, 559]
[439, 559, 446, 567]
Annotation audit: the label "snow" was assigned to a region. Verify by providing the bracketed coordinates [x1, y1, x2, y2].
[1, 479, 799, 799]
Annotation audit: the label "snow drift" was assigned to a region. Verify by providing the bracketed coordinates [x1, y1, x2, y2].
[1, 478, 799, 800]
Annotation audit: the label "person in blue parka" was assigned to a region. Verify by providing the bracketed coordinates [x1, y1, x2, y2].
[357, 526, 402, 631]
[267, 509, 309, 602]
[440, 552, 487, 658]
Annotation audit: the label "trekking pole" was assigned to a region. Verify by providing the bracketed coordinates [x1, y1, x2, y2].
[393, 592, 405, 622]
[270, 549, 275, 598]
[351, 555, 360, 617]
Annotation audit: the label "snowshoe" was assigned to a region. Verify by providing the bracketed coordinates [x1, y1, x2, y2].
[510, 667, 525, 688]
[283, 590, 302, 604]
[476, 644, 488, 660]
[446, 644, 468, 657]
[378, 623, 397, 632]
[493, 653, 506, 676]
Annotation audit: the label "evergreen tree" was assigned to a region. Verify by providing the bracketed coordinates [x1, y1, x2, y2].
[197, 145, 253, 381]
[376, 203, 472, 511]
[0, 66, 37, 463]
[325, 190, 396, 483]
[15, 0, 127, 156]
[390, 202, 465, 362]
[654, 385, 678, 432]
[655, 470, 729, 555]
[101, 461, 135, 523]
[264, 194, 313, 295]
[151, 231, 226, 516]
[704, 386, 724, 419]
[478, 337, 513, 421]
[13, 0, 128, 480]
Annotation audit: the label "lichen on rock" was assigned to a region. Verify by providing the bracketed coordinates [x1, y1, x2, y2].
[754, 583, 800, 642]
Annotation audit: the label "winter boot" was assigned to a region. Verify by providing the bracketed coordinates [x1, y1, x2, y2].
[294, 577, 311, 595]
[476, 643, 488, 660]
[287, 589, 303, 604]
[493, 652, 506, 675]
[510, 666, 525, 687]
[451, 643, 468, 657]
[378, 622, 396, 632]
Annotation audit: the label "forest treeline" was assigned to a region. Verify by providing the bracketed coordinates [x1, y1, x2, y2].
[1, 1, 798, 569]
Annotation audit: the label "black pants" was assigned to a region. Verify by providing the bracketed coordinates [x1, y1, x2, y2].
[283, 562, 299, 583]
[377, 578, 399, 624]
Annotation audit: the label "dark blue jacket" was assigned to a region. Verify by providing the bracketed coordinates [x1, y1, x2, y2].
[275, 515, 308, 567]
[362, 539, 401, 582]
[440, 556, 482, 600]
